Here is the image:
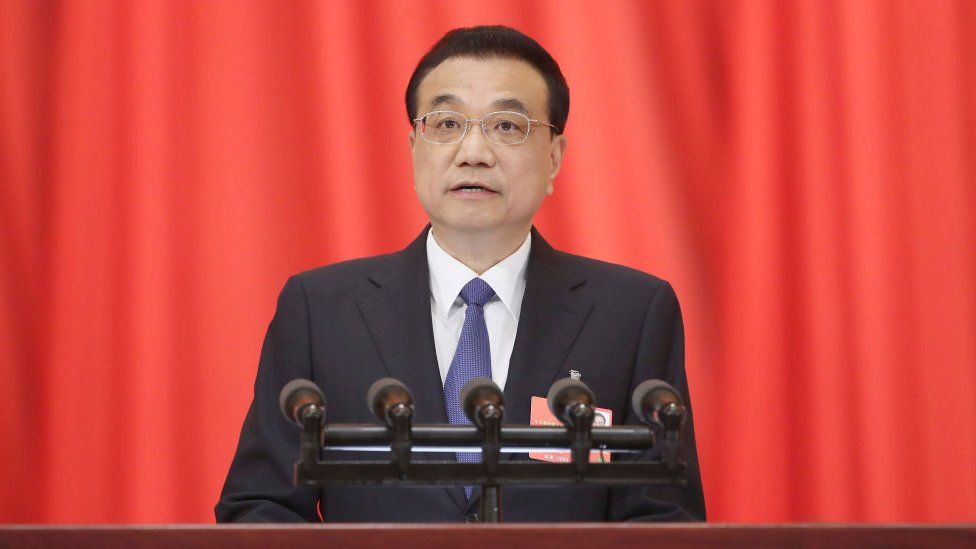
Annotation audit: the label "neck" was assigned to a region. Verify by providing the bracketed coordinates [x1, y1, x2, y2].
[430, 225, 530, 275]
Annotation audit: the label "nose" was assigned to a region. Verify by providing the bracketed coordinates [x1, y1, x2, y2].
[454, 121, 496, 168]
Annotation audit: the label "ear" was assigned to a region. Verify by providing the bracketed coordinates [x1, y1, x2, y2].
[547, 134, 568, 194]
[409, 128, 416, 150]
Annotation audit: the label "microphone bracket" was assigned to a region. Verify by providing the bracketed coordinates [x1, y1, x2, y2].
[568, 404, 594, 480]
[658, 402, 684, 471]
[389, 403, 413, 479]
[479, 404, 503, 477]
[298, 404, 325, 472]
[479, 404, 504, 522]
[293, 414, 687, 523]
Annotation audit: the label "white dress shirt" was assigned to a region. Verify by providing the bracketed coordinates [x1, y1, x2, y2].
[427, 230, 531, 391]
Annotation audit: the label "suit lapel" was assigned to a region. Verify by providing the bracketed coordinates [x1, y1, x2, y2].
[356, 227, 447, 424]
[355, 226, 467, 510]
[465, 229, 593, 512]
[504, 228, 593, 425]
[357, 226, 593, 514]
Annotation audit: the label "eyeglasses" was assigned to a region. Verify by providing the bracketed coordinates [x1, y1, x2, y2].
[413, 110, 556, 145]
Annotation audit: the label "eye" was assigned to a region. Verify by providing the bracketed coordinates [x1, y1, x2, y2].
[494, 118, 523, 133]
[435, 116, 463, 130]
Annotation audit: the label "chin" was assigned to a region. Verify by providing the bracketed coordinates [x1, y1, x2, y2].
[434, 217, 504, 235]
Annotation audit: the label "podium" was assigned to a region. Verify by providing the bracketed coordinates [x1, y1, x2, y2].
[2, 524, 974, 548]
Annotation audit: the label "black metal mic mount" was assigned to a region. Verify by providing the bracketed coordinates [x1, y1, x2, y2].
[293, 412, 686, 523]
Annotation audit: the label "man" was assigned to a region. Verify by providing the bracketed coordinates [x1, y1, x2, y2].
[216, 25, 705, 522]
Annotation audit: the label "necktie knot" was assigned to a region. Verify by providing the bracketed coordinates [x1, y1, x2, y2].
[459, 278, 495, 307]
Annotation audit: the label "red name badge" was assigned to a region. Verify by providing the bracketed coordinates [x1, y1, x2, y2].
[529, 396, 613, 463]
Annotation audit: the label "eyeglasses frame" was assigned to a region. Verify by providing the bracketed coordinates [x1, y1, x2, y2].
[412, 110, 557, 145]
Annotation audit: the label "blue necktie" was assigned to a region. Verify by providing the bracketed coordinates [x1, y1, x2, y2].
[443, 277, 495, 499]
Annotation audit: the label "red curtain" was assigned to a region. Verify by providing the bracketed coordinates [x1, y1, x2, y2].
[2, 0, 974, 523]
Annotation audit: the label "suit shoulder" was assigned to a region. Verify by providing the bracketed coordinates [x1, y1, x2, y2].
[286, 251, 399, 294]
[553, 249, 672, 292]
[550, 249, 682, 322]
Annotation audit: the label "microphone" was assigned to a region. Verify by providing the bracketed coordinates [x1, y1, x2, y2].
[366, 377, 414, 427]
[279, 379, 325, 426]
[631, 379, 686, 431]
[547, 378, 596, 427]
[461, 377, 504, 428]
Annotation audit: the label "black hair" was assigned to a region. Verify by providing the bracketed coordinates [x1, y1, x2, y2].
[405, 25, 569, 135]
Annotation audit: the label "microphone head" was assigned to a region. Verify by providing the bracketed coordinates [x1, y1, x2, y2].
[547, 378, 596, 425]
[366, 377, 413, 425]
[631, 379, 685, 428]
[279, 379, 325, 425]
[460, 377, 503, 427]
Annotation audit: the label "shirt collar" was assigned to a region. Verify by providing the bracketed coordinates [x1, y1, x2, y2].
[427, 229, 531, 320]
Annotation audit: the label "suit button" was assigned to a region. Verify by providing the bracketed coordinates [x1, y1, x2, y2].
[463, 513, 479, 523]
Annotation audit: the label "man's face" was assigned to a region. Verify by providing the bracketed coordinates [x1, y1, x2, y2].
[410, 56, 567, 241]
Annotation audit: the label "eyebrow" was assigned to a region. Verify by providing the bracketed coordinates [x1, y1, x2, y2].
[426, 95, 532, 116]
[429, 94, 462, 110]
[491, 98, 530, 115]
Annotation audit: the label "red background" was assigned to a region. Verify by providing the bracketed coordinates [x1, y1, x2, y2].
[2, 0, 974, 523]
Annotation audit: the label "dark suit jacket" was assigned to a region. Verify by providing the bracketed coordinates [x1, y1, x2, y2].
[216, 227, 706, 522]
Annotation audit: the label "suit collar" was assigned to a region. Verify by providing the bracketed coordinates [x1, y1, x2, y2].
[357, 226, 469, 510]
[358, 226, 445, 424]
[362, 226, 590, 411]
[467, 227, 593, 513]
[426, 229, 531, 322]
[358, 225, 593, 512]
[502, 227, 592, 424]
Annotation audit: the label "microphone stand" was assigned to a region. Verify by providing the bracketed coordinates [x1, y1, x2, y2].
[389, 403, 413, 479]
[568, 405, 594, 480]
[478, 403, 503, 523]
[293, 414, 686, 523]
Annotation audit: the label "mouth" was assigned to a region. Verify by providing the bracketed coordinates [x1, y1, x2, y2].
[449, 182, 498, 194]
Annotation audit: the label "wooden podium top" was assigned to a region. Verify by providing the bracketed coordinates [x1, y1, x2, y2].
[1, 524, 974, 548]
